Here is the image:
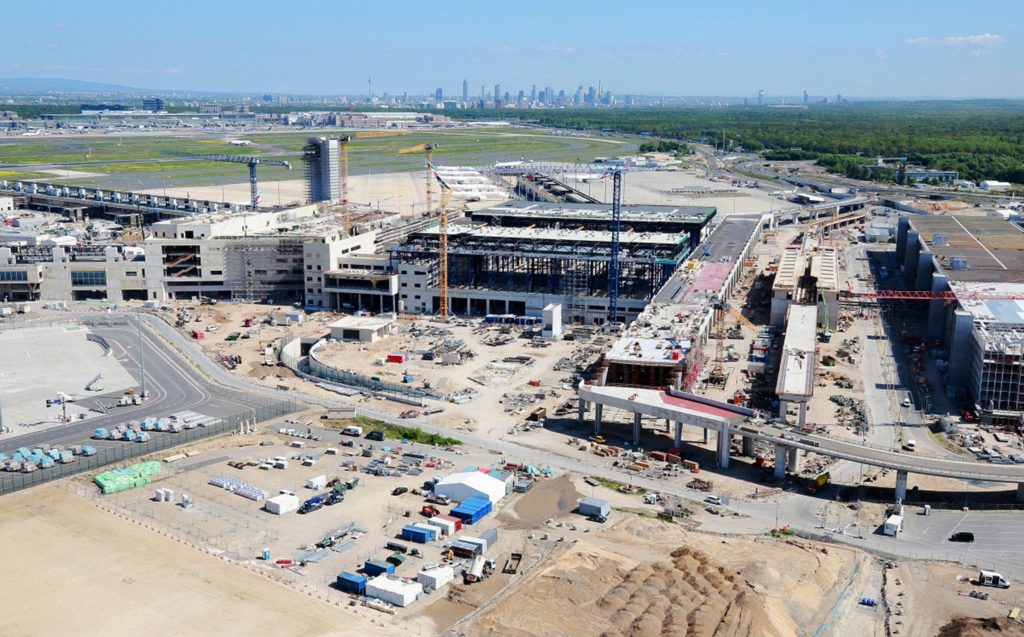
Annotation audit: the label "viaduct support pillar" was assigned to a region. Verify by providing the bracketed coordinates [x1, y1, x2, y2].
[742, 436, 754, 456]
[1018, 483, 1024, 503]
[774, 445, 786, 480]
[778, 400, 788, 422]
[717, 425, 731, 469]
[798, 402, 807, 429]
[673, 421, 683, 449]
[632, 412, 642, 447]
[895, 470, 908, 503]
[703, 428, 709, 444]
[577, 398, 586, 423]
[594, 403, 603, 436]
[787, 447, 801, 473]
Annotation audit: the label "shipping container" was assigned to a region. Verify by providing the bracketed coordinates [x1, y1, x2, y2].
[578, 497, 612, 518]
[450, 496, 492, 524]
[363, 559, 395, 577]
[336, 571, 366, 595]
[401, 525, 432, 544]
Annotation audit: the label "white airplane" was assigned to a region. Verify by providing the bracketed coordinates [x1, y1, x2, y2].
[226, 139, 253, 146]
[21, 129, 41, 136]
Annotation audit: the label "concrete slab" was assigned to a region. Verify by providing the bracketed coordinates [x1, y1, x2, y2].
[0, 325, 136, 434]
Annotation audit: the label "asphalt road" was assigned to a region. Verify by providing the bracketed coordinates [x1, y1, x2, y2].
[0, 318, 269, 456]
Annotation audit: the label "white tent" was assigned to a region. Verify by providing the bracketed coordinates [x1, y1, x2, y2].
[433, 471, 506, 504]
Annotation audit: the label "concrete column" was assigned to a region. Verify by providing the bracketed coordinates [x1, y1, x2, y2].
[703, 427, 709, 444]
[895, 470, 908, 503]
[577, 398, 585, 423]
[798, 402, 807, 429]
[1018, 483, 1024, 503]
[774, 445, 786, 480]
[778, 399, 787, 421]
[594, 403, 603, 436]
[741, 436, 754, 456]
[717, 425, 731, 469]
[632, 412, 642, 447]
[787, 446, 801, 472]
[673, 421, 683, 449]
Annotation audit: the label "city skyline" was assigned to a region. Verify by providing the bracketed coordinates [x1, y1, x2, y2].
[2, 0, 1022, 98]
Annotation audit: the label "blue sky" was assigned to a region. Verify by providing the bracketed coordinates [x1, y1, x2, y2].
[2, 0, 1022, 98]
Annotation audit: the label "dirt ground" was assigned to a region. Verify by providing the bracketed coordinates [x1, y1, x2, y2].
[936, 617, 1024, 636]
[0, 484, 391, 637]
[460, 516, 877, 637]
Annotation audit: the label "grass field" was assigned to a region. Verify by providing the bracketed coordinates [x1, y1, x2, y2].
[0, 128, 635, 187]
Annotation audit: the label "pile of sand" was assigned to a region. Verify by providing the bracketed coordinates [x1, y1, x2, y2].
[506, 475, 582, 528]
[936, 617, 1024, 636]
[465, 542, 783, 637]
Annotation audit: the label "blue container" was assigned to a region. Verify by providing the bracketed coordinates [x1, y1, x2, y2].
[47, 449, 61, 460]
[16, 448, 30, 458]
[451, 497, 493, 524]
[401, 525, 431, 544]
[136, 432, 151, 442]
[39, 456, 55, 469]
[12, 452, 24, 462]
[336, 571, 366, 594]
[0, 454, 7, 462]
[81, 446, 96, 456]
[123, 430, 137, 441]
[363, 559, 394, 577]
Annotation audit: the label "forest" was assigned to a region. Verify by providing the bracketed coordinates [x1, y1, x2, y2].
[447, 101, 1024, 183]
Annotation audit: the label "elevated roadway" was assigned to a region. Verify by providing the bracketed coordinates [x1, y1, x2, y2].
[578, 384, 1024, 501]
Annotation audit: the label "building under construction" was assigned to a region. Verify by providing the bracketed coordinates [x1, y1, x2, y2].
[392, 201, 715, 324]
[896, 215, 1024, 425]
[303, 136, 342, 203]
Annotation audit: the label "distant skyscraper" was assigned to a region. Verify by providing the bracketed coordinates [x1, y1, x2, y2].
[493, 84, 501, 101]
[435, 88, 443, 102]
[480, 84, 485, 99]
[803, 90, 808, 105]
[757, 89, 765, 106]
[462, 79, 469, 101]
[530, 84, 537, 102]
[517, 89, 525, 103]
[575, 86, 583, 105]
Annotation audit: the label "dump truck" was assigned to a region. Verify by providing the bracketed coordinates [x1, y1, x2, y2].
[807, 472, 831, 494]
[979, 570, 1011, 589]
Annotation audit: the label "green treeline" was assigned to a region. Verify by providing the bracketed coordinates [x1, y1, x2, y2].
[446, 102, 1024, 183]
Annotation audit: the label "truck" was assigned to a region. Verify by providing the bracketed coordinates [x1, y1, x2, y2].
[298, 495, 324, 514]
[978, 570, 1010, 588]
[807, 472, 831, 494]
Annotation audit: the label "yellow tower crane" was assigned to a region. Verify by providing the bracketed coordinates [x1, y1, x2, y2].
[398, 143, 437, 218]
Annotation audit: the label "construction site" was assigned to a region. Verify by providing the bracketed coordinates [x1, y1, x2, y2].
[4, 131, 1024, 637]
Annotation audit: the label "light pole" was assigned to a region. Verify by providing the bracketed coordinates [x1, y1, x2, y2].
[137, 314, 147, 397]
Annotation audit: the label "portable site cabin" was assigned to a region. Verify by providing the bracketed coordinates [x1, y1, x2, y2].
[264, 493, 299, 515]
[417, 566, 455, 591]
[578, 497, 612, 518]
[366, 575, 423, 607]
[336, 571, 366, 595]
[363, 559, 395, 577]
[883, 514, 903, 536]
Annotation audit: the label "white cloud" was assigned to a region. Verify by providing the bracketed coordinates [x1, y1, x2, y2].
[905, 33, 1004, 55]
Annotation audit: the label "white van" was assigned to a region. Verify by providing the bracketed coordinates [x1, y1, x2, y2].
[342, 425, 364, 437]
[903, 439, 917, 452]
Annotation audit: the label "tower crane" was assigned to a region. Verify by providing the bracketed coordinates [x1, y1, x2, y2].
[433, 172, 455, 320]
[398, 143, 437, 218]
[608, 170, 623, 323]
[168, 152, 292, 210]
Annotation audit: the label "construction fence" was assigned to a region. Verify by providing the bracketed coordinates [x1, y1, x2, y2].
[0, 398, 302, 496]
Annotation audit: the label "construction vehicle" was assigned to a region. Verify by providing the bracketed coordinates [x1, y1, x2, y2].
[807, 472, 831, 494]
[442, 549, 454, 563]
[463, 555, 496, 584]
[167, 152, 292, 209]
[978, 570, 1011, 589]
[421, 505, 440, 518]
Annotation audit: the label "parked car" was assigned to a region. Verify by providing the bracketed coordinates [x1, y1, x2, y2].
[426, 494, 451, 506]
[391, 487, 408, 496]
[367, 430, 386, 442]
[704, 495, 723, 506]
[949, 532, 975, 543]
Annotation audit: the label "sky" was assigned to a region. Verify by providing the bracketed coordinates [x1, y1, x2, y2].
[2, 0, 1023, 98]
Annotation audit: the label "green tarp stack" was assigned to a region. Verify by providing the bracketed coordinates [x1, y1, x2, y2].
[94, 461, 161, 494]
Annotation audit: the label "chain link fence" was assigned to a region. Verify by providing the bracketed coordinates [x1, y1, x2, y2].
[0, 398, 301, 496]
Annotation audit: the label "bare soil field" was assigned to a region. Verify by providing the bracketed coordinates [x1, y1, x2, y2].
[0, 485, 390, 637]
